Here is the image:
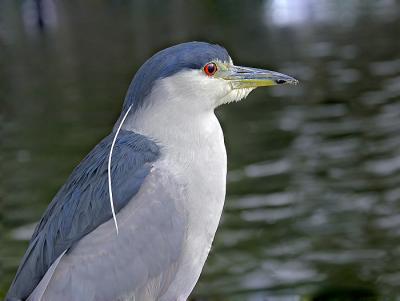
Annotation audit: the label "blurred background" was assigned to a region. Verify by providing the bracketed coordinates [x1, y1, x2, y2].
[1, 0, 400, 300]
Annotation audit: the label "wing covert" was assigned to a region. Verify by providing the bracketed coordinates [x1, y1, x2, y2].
[6, 130, 160, 301]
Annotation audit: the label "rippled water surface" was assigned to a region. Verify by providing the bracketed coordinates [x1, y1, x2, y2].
[1, 1, 400, 300]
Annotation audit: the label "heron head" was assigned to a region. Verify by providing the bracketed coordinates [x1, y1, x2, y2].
[122, 42, 298, 116]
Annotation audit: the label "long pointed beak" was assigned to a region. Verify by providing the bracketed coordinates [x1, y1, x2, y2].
[221, 65, 299, 89]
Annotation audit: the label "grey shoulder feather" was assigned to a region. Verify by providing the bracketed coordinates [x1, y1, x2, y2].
[6, 130, 160, 301]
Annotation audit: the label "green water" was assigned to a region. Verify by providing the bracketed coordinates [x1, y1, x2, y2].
[1, 1, 400, 300]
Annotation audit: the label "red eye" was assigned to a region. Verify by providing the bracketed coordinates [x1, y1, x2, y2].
[203, 63, 217, 76]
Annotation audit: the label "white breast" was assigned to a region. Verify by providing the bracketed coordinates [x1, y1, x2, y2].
[156, 114, 226, 300]
[124, 75, 228, 300]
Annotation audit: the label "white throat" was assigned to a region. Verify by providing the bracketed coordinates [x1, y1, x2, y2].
[122, 71, 226, 158]
[122, 69, 252, 150]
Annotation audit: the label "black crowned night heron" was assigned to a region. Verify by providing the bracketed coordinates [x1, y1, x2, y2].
[6, 41, 298, 301]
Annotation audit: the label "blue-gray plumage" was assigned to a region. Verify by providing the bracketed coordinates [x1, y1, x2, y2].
[7, 131, 159, 300]
[6, 41, 297, 301]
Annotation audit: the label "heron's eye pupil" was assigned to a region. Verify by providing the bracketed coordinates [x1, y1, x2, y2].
[204, 63, 217, 76]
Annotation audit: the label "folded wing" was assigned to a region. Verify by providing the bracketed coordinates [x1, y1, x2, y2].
[6, 130, 160, 300]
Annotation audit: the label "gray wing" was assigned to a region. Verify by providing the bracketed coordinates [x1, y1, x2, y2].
[6, 130, 160, 301]
[37, 168, 187, 301]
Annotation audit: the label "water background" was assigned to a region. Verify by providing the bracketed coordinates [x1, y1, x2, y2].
[1, 1, 400, 300]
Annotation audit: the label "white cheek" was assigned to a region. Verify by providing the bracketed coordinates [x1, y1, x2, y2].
[162, 70, 231, 109]
[128, 69, 253, 114]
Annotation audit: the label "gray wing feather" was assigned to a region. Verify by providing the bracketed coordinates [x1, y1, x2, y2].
[41, 169, 187, 301]
[6, 130, 160, 301]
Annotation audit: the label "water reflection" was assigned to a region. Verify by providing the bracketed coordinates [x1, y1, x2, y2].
[1, 0, 400, 300]
[266, 0, 399, 27]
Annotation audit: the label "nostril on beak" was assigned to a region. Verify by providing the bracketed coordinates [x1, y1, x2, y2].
[276, 79, 286, 84]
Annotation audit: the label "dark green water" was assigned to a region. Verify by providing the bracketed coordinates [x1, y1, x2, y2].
[1, 1, 400, 300]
